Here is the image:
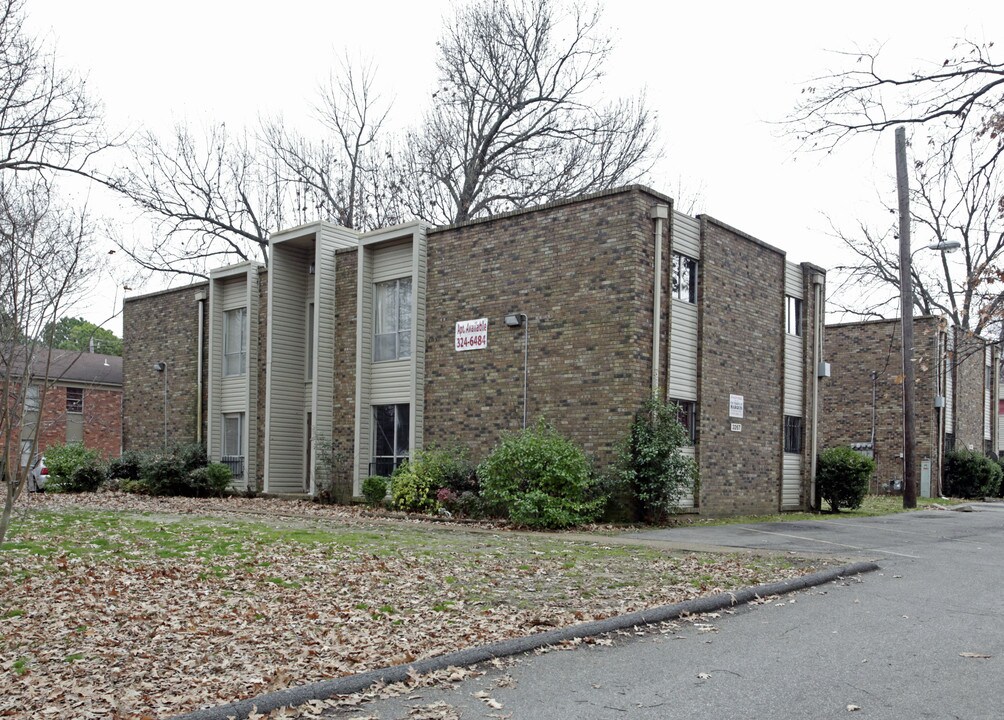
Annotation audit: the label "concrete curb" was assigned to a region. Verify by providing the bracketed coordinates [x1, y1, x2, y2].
[171, 560, 879, 720]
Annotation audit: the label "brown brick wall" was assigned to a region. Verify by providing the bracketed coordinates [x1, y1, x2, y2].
[953, 333, 989, 453]
[422, 189, 663, 466]
[822, 317, 943, 494]
[331, 248, 358, 465]
[695, 218, 785, 515]
[123, 284, 207, 452]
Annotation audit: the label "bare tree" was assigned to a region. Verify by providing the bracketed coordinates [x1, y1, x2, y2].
[0, 0, 107, 173]
[404, 0, 660, 225]
[106, 123, 298, 279]
[263, 55, 404, 231]
[827, 133, 1004, 337]
[0, 175, 95, 544]
[788, 40, 1002, 161]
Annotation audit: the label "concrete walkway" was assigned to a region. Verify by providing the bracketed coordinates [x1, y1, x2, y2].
[328, 504, 1004, 719]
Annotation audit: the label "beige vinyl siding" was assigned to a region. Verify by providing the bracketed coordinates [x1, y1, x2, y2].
[354, 225, 427, 491]
[412, 229, 427, 458]
[265, 244, 310, 493]
[670, 211, 700, 509]
[310, 225, 355, 493]
[668, 212, 700, 401]
[985, 345, 993, 441]
[945, 327, 954, 434]
[782, 454, 802, 508]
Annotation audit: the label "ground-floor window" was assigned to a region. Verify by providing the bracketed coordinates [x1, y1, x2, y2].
[222, 412, 245, 479]
[670, 398, 697, 444]
[372, 404, 409, 477]
[784, 415, 803, 454]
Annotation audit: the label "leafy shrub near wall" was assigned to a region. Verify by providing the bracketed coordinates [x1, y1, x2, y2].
[615, 399, 698, 523]
[944, 450, 1002, 498]
[106, 450, 145, 482]
[187, 463, 234, 497]
[390, 463, 439, 514]
[44, 443, 104, 493]
[116, 444, 216, 497]
[817, 446, 875, 512]
[477, 420, 601, 529]
[362, 476, 389, 506]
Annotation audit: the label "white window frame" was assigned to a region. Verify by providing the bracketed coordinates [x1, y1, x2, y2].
[305, 301, 315, 381]
[24, 384, 40, 413]
[222, 412, 244, 458]
[373, 278, 412, 362]
[65, 387, 83, 414]
[371, 403, 410, 475]
[223, 307, 247, 377]
[786, 296, 803, 337]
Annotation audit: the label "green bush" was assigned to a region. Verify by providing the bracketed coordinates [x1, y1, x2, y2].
[390, 463, 440, 514]
[106, 450, 145, 481]
[616, 399, 698, 522]
[817, 446, 875, 512]
[139, 454, 188, 496]
[362, 475, 389, 506]
[476, 420, 601, 529]
[944, 450, 1002, 498]
[419, 446, 477, 495]
[173, 443, 209, 473]
[187, 463, 233, 497]
[44, 443, 103, 493]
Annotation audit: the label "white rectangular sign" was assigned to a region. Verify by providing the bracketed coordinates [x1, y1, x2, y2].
[731, 422, 742, 432]
[455, 318, 488, 351]
[729, 394, 744, 419]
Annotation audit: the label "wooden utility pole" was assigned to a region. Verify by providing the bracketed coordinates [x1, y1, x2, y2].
[896, 126, 918, 509]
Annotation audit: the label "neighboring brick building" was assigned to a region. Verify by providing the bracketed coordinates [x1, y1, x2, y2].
[5, 348, 122, 469]
[821, 317, 997, 496]
[122, 185, 828, 515]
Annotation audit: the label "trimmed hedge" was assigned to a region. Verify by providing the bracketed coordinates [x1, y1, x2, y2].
[943, 450, 1002, 498]
[817, 446, 875, 512]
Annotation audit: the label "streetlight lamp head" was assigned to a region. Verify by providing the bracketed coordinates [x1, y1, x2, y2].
[153, 361, 166, 372]
[504, 313, 524, 327]
[928, 241, 962, 252]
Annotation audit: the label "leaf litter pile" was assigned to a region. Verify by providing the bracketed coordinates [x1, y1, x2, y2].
[1, 492, 821, 718]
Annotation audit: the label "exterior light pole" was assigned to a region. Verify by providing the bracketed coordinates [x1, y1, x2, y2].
[896, 126, 963, 508]
[504, 313, 528, 429]
[154, 361, 167, 449]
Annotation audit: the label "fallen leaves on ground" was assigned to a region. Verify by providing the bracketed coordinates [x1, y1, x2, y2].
[1, 492, 820, 718]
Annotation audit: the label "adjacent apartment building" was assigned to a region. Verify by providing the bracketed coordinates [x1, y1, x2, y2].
[821, 317, 997, 496]
[4, 347, 122, 469]
[123, 185, 828, 516]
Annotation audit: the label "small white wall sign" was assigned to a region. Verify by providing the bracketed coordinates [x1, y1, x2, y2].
[455, 318, 488, 351]
[729, 394, 744, 419]
[731, 422, 742, 432]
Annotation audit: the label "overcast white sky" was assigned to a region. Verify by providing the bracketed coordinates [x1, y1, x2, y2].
[23, 0, 1004, 335]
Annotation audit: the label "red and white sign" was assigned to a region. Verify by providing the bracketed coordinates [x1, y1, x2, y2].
[455, 318, 488, 351]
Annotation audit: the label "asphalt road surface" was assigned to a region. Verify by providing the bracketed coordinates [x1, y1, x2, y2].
[334, 504, 1004, 720]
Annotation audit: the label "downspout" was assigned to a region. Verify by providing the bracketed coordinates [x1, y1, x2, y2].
[196, 291, 206, 445]
[809, 272, 825, 509]
[651, 205, 670, 396]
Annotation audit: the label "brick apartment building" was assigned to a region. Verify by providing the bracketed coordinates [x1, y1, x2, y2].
[123, 185, 828, 516]
[821, 317, 997, 496]
[7, 348, 123, 468]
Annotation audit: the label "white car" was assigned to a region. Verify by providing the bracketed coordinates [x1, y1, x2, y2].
[27, 455, 48, 492]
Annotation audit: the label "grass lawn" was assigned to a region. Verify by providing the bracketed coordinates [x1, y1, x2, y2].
[0, 492, 823, 719]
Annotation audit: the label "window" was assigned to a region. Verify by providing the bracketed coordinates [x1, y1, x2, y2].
[372, 404, 410, 477]
[223, 307, 247, 376]
[24, 384, 40, 413]
[222, 413, 244, 479]
[945, 433, 956, 453]
[786, 296, 803, 336]
[671, 253, 697, 303]
[66, 387, 83, 414]
[784, 415, 803, 454]
[671, 398, 697, 444]
[306, 302, 315, 381]
[374, 278, 412, 361]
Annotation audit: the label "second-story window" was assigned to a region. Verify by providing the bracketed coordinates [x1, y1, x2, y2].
[374, 278, 412, 362]
[223, 307, 247, 376]
[672, 253, 697, 303]
[786, 296, 803, 336]
[66, 387, 83, 414]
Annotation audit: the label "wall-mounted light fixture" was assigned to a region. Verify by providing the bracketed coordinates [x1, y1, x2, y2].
[504, 313, 528, 429]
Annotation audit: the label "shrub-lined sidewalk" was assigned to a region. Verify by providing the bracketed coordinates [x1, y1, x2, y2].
[1, 493, 822, 719]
